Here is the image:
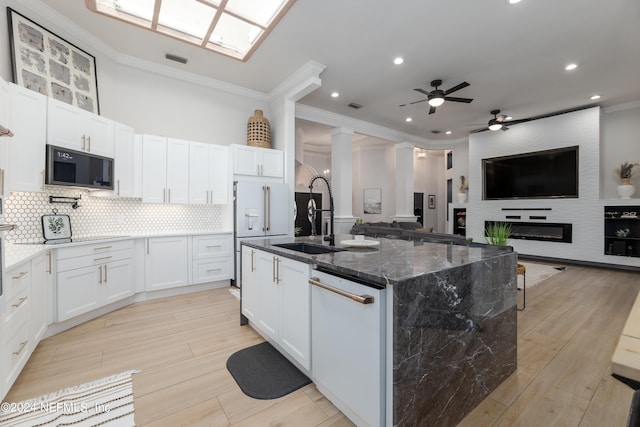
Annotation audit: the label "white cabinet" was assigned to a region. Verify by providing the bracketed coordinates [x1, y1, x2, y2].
[7, 83, 47, 193]
[0, 77, 9, 196]
[242, 247, 311, 369]
[47, 97, 114, 157]
[141, 135, 189, 203]
[233, 144, 284, 178]
[30, 251, 51, 342]
[56, 240, 134, 322]
[145, 236, 189, 291]
[191, 234, 233, 284]
[113, 122, 138, 197]
[1, 260, 33, 396]
[189, 142, 229, 204]
[241, 245, 259, 323]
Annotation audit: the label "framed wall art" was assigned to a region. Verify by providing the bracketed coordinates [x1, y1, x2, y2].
[428, 194, 436, 209]
[363, 188, 382, 214]
[7, 7, 100, 114]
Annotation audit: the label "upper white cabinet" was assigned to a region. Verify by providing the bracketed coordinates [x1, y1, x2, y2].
[47, 97, 114, 158]
[233, 144, 283, 178]
[7, 84, 47, 193]
[189, 142, 229, 204]
[141, 135, 189, 204]
[0, 77, 9, 196]
[113, 122, 138, 197]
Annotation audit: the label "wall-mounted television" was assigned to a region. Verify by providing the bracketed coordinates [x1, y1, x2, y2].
[483, 146, 579, 200]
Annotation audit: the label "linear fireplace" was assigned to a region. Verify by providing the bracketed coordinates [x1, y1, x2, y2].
[485, 221, 572, 243]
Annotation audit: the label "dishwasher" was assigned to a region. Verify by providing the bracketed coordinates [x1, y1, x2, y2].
[310, 269, 386, 427]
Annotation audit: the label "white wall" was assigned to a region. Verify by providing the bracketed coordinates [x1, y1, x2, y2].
[414, 152, 442, 231]
[601, 103, 640, 199]
[352, 145, 395, 222]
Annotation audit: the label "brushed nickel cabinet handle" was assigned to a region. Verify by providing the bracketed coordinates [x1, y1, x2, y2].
[81, 135, 86, 151]
[12, 296, 28, 308]
[12, 271, 28, 280]
[309, 277, 374, 304]
[117, 179, 121, 195]
[87, 135, 91, 152]
[47, 251, 52, 274]
[99, 265, 103, 284]
[104, 265, 108, 283]
[206, 268, 222, 272]
[93, 246, 113, 251]
[251, 250, 255, 272]
[168, 188, 171, 203]
[272, 256, 276, 283]
[12, 341, 28, 356]
[206, 245, 222, 248]
[94, 256, 112, 261]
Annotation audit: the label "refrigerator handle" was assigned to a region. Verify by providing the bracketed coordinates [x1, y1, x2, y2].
[266, 186, 271, 231]
[262, 186, 267, 231]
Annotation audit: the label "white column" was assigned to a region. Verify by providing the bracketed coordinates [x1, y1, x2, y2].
[394, 142, 418, 222]
[331, 127, 356, 234]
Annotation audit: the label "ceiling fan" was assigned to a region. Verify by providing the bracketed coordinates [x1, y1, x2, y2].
[469, 110, 513, 132]
[399, 79, 473, 114]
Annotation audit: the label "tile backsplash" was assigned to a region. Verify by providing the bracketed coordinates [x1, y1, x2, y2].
[4, 188, 225, 242]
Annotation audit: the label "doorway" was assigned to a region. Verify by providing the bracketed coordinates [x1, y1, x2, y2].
[414, 193, 424, 225]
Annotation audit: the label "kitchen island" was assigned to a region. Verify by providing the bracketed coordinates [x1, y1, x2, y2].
[240, 235, 517, 427]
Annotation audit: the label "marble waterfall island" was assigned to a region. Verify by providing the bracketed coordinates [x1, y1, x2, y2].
[240, 235, 517, 426]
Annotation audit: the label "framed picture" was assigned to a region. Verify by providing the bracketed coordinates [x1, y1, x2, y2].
[7, 8, 100, 114]
[428, 194, 436, 209]
[363, 188, 382, 214]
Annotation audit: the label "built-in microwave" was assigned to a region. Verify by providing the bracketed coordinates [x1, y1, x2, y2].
[46, 144, 114, 190]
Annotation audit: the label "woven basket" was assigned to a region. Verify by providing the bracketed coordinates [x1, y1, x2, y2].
[247, 110, 271, 148]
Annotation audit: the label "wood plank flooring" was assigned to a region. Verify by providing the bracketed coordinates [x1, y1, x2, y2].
[4, 263, 640, 426]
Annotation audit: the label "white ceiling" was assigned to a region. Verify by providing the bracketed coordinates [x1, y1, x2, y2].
[39, 0, 640, 142]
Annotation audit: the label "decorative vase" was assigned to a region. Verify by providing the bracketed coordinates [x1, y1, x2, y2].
[617, 183, 635, 199]
[457, 192, 467, 203]
[247, 109, 271, 148]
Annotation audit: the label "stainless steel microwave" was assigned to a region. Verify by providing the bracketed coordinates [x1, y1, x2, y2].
[46, 144, 114, 190]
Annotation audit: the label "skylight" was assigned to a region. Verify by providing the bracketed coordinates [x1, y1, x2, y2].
[87, 0, 296, 61]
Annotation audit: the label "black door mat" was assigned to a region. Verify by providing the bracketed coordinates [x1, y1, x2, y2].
[226, 342, 311, 400]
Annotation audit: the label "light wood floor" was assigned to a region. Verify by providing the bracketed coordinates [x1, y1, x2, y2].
[4, 263, 640, 426]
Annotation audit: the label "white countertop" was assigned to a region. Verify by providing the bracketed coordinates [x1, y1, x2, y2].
[4, 230, 233, 271]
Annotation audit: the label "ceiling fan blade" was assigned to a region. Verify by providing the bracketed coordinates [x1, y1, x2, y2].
[466, 123, 487, 126]
[399, 98, 429, 107]
[428, 106, 437, 115]
[496, 115, 507, 122]
[414, 88, 431, 96]
[470, 127, 488, 134]
[501, 126, 510, 131]
[444, 96, 473, 103]
[444, 82, 470, 95]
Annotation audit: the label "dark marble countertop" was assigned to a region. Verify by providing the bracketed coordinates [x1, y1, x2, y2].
[240, 234, 513, 288]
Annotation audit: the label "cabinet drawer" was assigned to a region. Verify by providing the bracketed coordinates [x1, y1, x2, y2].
[57, 248, 133, 272]
[4, 261, 32, 301]
[3, 287, 31, 330]
[192, 234, 232, 259]
[56, 239, 133, 260]
[2, 322, 30, 390]
[192, 258, 232, 284]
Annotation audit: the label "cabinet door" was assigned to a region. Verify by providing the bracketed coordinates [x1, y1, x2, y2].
[257, 251, 279, 341]
[210, 145, 229, 204]
[166, 138, 189, 204]
[142, 135, 168, 203]
[233, 145, 260, 176]
[278, 257, 311, 369]
[7, 84, 46, 193]
[47, 97, 84, 151]
[57, 266, 101, 322]
[113, 122, 136, 197]
[102, 258, 134, 304]
[188, 141, 211, 204]
[192, 258, 232, 284]
[241, 246, 259, 322]
[0, 77, 9, 196]
[30, 253, 49, 342]
[261, 149, 284, 178]
[145, 237, 189, 291]
[84, 113, 114, 157]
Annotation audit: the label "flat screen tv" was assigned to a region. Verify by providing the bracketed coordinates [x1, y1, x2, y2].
[483, 146, 579, 200]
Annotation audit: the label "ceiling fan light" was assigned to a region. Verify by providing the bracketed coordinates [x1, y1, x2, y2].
[428, 96, 445, 107]
[488, 122, 503, 131]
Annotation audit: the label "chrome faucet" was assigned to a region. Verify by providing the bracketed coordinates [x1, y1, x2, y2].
[309, 175, 335, 246]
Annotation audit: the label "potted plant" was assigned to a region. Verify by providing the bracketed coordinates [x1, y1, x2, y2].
[484, 221, 512, 246]
[457, 175, 468, 203]
[617, 161, 639, 199]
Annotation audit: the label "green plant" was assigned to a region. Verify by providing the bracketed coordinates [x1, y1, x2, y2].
[459, 175, 468, 192]
[484, 222, 512, 246]
[618, 162, 639, 179]
[294, 227, 302, 236]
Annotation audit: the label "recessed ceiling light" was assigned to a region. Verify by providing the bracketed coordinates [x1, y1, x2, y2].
[445, 131, 452, 135]
[393, 57, 404, 65]
[590, 94, 601, 100]
[405, 117, 413, 122]
[331, 92, 339, 98]
[565, 63, 578, 71]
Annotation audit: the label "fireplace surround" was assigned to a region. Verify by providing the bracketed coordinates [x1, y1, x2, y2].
[485, 221, 572, 243]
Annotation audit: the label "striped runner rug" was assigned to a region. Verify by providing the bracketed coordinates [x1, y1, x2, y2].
[0, 370, 139, 427]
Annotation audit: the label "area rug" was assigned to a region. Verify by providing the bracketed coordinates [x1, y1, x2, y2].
[226, 342, 311, 400]
[0, 370, 139, 427]
[518, 261, 566, 289]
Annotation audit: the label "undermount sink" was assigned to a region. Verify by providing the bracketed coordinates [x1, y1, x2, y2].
[273, 242, 345, 255]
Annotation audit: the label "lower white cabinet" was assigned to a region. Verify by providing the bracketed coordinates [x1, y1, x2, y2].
[191, 234, 233, 284]
[56, 240, 134, 322]
[30, 251, 52, 342]
[145, 236, 189, 291]
[241, 247, 311, 369]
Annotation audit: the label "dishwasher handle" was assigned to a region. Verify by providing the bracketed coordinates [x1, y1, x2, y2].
[309, 277, 374, 305]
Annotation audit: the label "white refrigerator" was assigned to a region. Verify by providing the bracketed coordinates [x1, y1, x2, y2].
[234, 181, 289, 285]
